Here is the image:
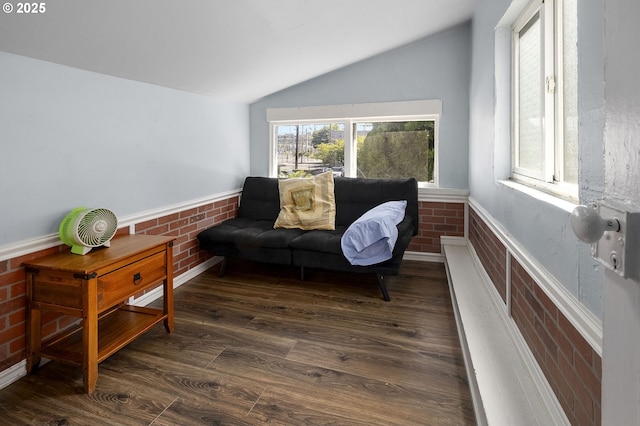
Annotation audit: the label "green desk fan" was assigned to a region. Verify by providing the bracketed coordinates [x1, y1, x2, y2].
[59, 207, 118, 255]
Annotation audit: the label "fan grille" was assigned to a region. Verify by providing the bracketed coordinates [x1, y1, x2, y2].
[76, 208, 118, 247]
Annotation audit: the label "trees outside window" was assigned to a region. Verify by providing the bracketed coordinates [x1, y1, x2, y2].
[274, 120, 435, 182]
[357, 121, 434, 182]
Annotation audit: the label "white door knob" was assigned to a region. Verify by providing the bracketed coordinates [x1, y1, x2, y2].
[570, 205, 620, 244]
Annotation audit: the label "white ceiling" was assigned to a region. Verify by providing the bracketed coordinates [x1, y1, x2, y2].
[0, 0, 475, 103]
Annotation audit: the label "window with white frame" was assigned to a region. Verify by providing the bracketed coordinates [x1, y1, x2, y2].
[512, 0, 577, 197]
[267, 100, 440, 186]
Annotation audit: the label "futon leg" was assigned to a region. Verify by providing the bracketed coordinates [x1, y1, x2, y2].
[300, 266, 305, 282]
[376, 273, 391, 301]
[219, 257, 228, 277]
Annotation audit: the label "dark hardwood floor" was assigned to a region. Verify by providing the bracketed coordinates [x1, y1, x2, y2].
[0, 260, 475, 425]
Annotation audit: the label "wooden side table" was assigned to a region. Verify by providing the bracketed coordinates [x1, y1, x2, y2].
[23, 234, 175, 393]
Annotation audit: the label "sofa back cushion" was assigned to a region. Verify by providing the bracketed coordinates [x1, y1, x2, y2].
[237, 177, 282, 221]
[238, 176, 418, 236]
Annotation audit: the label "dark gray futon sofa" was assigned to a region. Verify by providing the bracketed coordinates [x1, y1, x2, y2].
[197, 176, 418, 300]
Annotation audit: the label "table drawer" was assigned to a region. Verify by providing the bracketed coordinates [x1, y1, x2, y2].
[98, 252, 166, 310]
[31, 270, 83, 309]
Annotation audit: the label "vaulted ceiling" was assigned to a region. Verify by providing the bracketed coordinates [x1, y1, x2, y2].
[0, 0, 475, 102]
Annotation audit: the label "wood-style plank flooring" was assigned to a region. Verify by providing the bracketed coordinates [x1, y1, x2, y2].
[0, 260, 475, 425]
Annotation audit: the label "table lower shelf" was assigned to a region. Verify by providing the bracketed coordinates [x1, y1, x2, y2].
[40, 305, 167, 366]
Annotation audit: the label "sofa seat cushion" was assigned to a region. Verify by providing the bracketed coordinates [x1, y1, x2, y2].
[289, 226, 347, 255]
[197, 218, 256, 244]
[230, 220, 305, 248]
[198, 218, 305, 249]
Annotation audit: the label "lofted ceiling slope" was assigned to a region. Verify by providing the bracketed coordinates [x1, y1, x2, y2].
[0, 0, 475, 102]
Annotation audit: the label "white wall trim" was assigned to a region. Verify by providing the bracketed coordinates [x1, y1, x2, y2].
[0, 234, 62, 263]
[440, 235, 468, 246]
[266, 99, 442, 122]
[122, 189, 241, 230]
[468, 196, 603, 356]
[418, 187, 469, 203]
[464, 201, 470, 241]
[0, 189, 241, 263]
[403, 250, 444, 263]
[0, 360, 26, 391]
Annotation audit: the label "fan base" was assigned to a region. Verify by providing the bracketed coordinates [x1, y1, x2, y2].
[71, 245, 93, 255]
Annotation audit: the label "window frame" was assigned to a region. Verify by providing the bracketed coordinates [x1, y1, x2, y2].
[267, 100, 441, 187]
[511, 0, 578, 200]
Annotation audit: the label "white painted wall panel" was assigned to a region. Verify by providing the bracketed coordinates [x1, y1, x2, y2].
[468, 0, 605, 319]
[0, 52, 250, 245]
[250, 23, 472, 190]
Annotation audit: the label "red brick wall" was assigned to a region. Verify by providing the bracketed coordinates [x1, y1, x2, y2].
[408, 201, 466, 253]
[0, 195, 239, 374]
[135, 197, 238, 277]
[0, 245, 64, 371]
[470, 205, 602, 426]
[469, 208, 508, 302]
[511, 260, 601, 426]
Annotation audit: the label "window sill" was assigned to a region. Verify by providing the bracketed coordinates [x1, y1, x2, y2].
[498, 179, 578, 213]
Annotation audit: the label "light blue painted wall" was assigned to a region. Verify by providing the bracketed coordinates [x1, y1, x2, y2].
[0, 52, 250, 245]
[249, 23, 471, 190]
[468, 0, 605, 318]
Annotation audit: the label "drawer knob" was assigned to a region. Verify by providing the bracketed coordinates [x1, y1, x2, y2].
[133, 273, 142, 285]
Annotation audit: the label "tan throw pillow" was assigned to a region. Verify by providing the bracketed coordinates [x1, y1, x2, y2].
[274, 171, 336, 230]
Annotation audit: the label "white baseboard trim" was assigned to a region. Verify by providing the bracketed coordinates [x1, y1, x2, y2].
[440, 236, 468, 246]
[443, 241, 570, 425]
[0, 360, 26, 391]
[403, 250, 444, 263]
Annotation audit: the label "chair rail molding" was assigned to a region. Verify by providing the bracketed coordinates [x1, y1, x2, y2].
[0, 189, 242, 263]
[468, 197, 603, 355]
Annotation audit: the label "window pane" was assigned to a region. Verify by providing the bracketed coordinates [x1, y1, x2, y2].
[562, 0, 578, 184]
[517, 12, 544, 174]
[355, 121, 435, 182]
[275, 123, 344, 178]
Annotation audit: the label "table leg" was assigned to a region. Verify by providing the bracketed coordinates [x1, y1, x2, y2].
[26, 306, 41, 374]
[163, 277, 174, 333]
[82, 278, 98, 393]
[164, 242, 174, 333]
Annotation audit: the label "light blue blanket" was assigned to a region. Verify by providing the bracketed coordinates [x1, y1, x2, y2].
[341, 200, 407, 266]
